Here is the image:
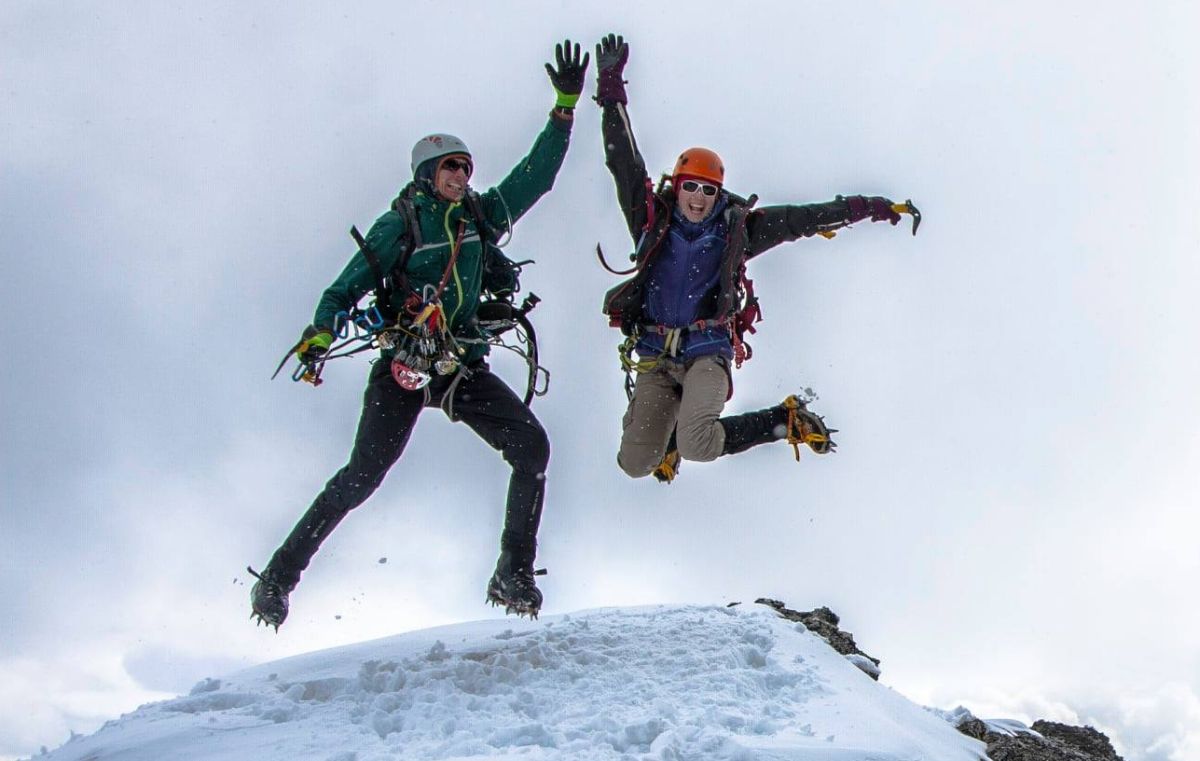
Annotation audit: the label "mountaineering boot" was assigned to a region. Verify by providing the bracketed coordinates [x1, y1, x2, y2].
[779, 395, 836, 456]
[487, 549, 544, 619]
[719, 396, 836, 457]
[719, 406, 786, 455]
[248, 566, 292, 631]
[652, 448, 682, 483]
[652, 430, 681, 483]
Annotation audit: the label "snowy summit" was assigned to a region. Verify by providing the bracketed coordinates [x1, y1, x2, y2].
[35, 604, 985, 760]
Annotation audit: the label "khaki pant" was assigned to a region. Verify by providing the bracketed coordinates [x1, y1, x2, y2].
[618, 354, 731, 478]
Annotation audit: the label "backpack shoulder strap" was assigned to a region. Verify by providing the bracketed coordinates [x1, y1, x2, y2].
[349, 225, 389, 299]
[386, 184, 423, 285]
[390, 183, 422, 252]
[461, 189, 496, 245]
[345, 184, 421, 316]
[724, 190, 758, 210]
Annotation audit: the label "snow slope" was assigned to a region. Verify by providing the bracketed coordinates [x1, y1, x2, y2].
[33, 604, 987, 760]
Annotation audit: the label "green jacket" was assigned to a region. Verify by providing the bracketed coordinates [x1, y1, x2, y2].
[314, 113, 573, 364]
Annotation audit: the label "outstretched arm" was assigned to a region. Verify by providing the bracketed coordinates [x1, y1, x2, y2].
[594, 33, 652, 240]
[745, 195, 904, 258]
[479, 39, 587, 233]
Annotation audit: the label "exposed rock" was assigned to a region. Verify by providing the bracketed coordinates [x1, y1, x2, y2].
[953, 712, 1123, 761]
[1032, 721, 1123, 761]
[753, 600, 1125, 761]
[754, 598, 882, 680]
[956, 717, 991, 741]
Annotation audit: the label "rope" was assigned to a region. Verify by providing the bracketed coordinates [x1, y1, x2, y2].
[440, 364, 472, 420]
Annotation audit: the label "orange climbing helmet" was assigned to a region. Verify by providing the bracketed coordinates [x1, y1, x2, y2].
[672, 147, 725, 186]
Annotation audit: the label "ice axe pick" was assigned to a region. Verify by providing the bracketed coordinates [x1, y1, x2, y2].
[890, 199, 922, 235]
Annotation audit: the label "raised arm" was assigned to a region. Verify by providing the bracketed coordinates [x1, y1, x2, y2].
[478, 39, 587, 234]
[594, 33, 652, 240]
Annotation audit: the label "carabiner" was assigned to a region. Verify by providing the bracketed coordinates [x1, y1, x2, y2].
[355, 304, 386, 334]
[291, 360, 323, 386]
[332, 311, 353, 339]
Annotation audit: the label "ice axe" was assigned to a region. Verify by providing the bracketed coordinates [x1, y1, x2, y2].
[271, 340, 325, 386]
[891, 199, 922, 235]
[815, 197, 923, 239]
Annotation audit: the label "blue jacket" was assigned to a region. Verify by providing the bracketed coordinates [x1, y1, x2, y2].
[636, 197, 734, 362]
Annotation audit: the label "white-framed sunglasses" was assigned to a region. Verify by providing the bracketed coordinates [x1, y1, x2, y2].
[680, 179, 719, 197]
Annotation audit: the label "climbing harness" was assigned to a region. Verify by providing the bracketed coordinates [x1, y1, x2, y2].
[273, 291, 546, 404]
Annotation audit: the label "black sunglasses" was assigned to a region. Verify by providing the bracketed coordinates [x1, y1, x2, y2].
[440, 157, 473, 176]
[680, 179, 719, 197]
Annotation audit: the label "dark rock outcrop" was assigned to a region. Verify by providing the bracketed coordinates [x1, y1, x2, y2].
[753, 599, 1124, 761]
[956, 715, 1123, 761]
[753, 598, 882, 680]
[1033, 721, 1123, 761]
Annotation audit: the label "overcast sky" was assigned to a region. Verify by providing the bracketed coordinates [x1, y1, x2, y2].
[3, 2, 1198, 760]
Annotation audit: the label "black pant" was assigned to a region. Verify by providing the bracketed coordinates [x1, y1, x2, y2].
[267, 360, 549, 589]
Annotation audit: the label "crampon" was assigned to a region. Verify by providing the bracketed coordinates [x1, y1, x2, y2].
[781, 395, 838, 459]
[486, 566, 546, 620]
[247, 565, 289, 632]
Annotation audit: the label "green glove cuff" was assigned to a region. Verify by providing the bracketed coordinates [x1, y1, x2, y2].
[298, 329, 333, 358]
[553, 87, 581, 109]
[310, 331, 334, 350]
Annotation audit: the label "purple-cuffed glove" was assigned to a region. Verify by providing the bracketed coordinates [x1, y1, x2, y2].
[845, 195, 901, 225]
[594, 33, 629, 105]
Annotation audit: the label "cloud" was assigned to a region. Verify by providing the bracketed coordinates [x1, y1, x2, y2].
[1079, 684, 1200, 761]
[0, 652, 165, 759]
[122, 646, 246, 695]
[922, 683, 1200, 761]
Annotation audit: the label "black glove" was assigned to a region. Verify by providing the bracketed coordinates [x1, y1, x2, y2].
[545, 39, 589, 109]
[595, 33, 629, 105]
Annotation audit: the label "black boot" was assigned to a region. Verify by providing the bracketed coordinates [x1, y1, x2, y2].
[248, 566, 292, 631]
[487, 549, 543, 619]
[720, 396, 836, 456]
[719, 406, 788, 455]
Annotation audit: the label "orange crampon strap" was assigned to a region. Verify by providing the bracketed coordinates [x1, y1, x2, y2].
[784, 398, 829, 461]
[651, 449, 681, 484]
[299, 367, 324, 387]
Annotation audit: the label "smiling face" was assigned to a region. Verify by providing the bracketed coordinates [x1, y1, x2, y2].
[433, 154, 472, 202]
[675, 178, 719, 222]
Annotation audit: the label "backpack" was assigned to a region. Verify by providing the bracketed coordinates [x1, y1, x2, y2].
[350, 182, 527, 324]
